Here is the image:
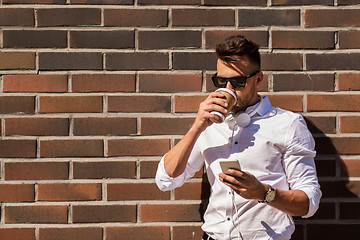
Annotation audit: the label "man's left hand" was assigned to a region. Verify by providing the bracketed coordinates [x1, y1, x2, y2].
[219, 169, 268, 201]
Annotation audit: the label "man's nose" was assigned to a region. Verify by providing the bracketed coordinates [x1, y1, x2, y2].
[225, 81, 235, 91]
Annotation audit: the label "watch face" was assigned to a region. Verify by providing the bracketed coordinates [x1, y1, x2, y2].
[266, 190, 276, 202]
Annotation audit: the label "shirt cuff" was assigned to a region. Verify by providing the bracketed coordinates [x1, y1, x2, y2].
[300, 187, 322, 218]
[155, 156, 186, 191]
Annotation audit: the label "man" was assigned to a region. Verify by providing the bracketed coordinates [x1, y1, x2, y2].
[155, 35, 321, 240]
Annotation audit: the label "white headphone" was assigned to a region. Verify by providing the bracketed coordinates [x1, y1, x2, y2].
[226, 97, 263, 128]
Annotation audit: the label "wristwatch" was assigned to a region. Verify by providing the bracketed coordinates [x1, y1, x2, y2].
[260, 185, 276, 203]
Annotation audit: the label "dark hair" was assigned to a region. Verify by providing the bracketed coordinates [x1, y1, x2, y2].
[216, 35, 261, 69]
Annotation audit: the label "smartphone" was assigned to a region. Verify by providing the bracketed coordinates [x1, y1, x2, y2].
[219, 160, 241, 174]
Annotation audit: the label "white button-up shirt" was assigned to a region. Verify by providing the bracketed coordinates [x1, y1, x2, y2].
[156, 96, 321, 240]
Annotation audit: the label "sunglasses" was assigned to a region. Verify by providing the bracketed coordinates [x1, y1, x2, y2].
[211, 71, 259, 88]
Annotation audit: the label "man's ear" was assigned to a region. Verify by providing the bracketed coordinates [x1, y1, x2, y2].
[255, 71, 264, 87]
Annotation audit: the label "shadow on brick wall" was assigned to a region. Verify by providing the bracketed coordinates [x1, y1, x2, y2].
[298, 117, 360, 240]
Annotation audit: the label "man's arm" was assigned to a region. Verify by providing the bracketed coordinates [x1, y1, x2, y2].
[219, 170, 309, 216]
[164, 91, 228, 178]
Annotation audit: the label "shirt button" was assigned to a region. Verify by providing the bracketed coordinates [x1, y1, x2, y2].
[235, 141, 238, 144]
[227, 217, 231, 221]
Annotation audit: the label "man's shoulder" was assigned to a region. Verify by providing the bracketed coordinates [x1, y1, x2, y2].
[273, 107, 303, 122]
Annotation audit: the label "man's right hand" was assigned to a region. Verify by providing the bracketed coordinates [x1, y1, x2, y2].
[191, 91, 229, 133]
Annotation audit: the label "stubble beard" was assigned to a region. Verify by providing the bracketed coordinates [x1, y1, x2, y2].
[232, 96, 251, 113]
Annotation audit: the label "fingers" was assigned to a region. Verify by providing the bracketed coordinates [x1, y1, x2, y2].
[201, 93, 228, 116]
[226, 169, 250, 179]
[192, 91, 229, 131]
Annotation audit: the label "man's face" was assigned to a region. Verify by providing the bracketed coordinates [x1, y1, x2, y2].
[216, 58, 262, 112]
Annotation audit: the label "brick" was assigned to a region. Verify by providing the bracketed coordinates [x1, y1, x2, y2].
[39, 228, 102, 240]
[340, 203, 360, 219]
[273, 74, 334, 91]
[138, 0, 198, 4]
[307, 94, 360, 111]
[341, 159, 360, 177]
[305, 9, 360, 27]
[0, 140, 36, 158]
[337, 0, 360, 4]
[0, 228, 35, 240]
[320, 180, 360, 198]
[73, 161, 136, 179]
[139, 31, 201, 49]
[310, 202, 336, 220]
[172, 9, 234, 26]
[173, 52, 216, 70]
[0, 184, 34, 202]
[174, 182, 203, 200]
[340, 116, 360, 133]
[238, 9, 299, 27]
[5, 118, 69, 136]
[106, 52, 169, 70]
[266, 95, 303, 112]
[4, 0, 64, 3]
[141, 117, 194, 135]
[174, 95, 207, 113]
[40, 140, 103, 157]
[0, 96, 35, 114]
[72, 74, 135, 92]
[261, 53, 303, 71]
[5, 205, 68, 223]
[73, 118, 136, 136]
[0, 52, 35, 70]
[304, 116, 336, 134]
[39, 53, 102, 70]
[70, 0, 132, 4]
[139, 74, 202, 92]
[106, 226, 170, 240]
[339, 31, 360, 49]
[73, 205, 136, 223]
[205, 30, 268, 49]
[0, 9, 34, 26]
[108, 139, 170, 156]
[3, 30, 67, 48]
[307, 224, 360, 240]
[315, 137, 360, 155]
[3, 75, 67, 93]
[306, 53, 360, 70]
[108, 183, 170, 201]
[272, 31, 334, 49]
[38, 183, 101, 201]
[37, 8, 101, 27]
[338, 73, 360, 91]
[173, 226, 205, 240]
[5, 162, 68, 180]
[104, 9, 167, 27]
[140, 160, 159, 178]
[272, 0, 333, 5]
[204, 0, 266, 6]
[70, 31, 134, 49]
[140, 204, 202, 222]
[39, 96, 103, 113]
[108, 96, 170, 113]
[315, 159, 336, 177]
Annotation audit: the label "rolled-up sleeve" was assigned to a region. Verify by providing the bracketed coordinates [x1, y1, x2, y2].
[283, 115, 322, 218]
[155, 143, 205, 192]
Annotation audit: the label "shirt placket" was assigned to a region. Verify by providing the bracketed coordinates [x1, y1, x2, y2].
[225, 126, 243, 238]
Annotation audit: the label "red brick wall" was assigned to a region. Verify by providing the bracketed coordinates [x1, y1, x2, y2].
[0, 1, 359, 240]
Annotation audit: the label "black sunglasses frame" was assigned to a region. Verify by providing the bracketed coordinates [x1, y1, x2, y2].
[211, 71, 259, 89]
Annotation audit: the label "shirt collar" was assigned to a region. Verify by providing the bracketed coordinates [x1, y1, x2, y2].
[242, 95, 272, 116]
